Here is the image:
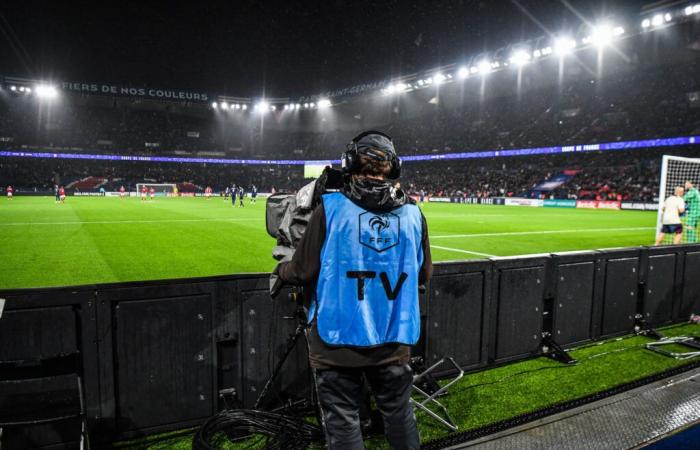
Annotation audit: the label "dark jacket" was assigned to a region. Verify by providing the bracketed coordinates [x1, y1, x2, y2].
[277, 177, 432, 369]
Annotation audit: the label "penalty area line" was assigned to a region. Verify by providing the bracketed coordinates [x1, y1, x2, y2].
[430, 244, 496, 258]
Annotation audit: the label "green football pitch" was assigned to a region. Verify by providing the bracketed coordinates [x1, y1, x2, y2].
[0, 196, 658, 290]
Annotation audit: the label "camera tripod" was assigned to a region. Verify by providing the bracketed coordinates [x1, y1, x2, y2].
[254, 288, 317, 412]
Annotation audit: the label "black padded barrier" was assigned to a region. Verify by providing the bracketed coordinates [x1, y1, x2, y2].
[550, 251, 599, 347]
[2, 244, 700, 449]
[489, 255, 549, 364]
[0, 288, 97, 450]
[643, 245, 685, 326]
[680, 249, 700, 318]
[596, 248, 642, 339]
[424, 260, 491, 372]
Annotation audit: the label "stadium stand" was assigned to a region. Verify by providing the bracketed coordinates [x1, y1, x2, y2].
[2, 23, 700, 200]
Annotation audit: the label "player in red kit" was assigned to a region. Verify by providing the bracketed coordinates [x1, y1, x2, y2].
[59, 186, 66, 203]
[150, 187, 155, 200]
[6, 185, 13, 200]
[205, 186, 212, 199]
[141, 186, 147, 201]
[119, 185, 126, 198]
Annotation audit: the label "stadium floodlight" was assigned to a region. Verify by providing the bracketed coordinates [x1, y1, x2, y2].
[255, 101, 269, 113]
[588, 24, 617, 48]
[478, 61, 492, 75]
[211, 102, 218, 109]
[665, 13, 672, 22]
[303, 102, 309, 108]
[10, 85, 17, 91]
[695, 5, 700, 13]
[234, 103, 240, 109]
[533, 49, 542, 58]
[270, 105, 277, 111]
[35, 84, 58, 99]
[509, 50, 531, 67]
[18, 86, 25, 92]
[382, 84, 396, 95]
[642, 18, 651, 28]
[295, 103, 301, 109]
[417, 79, 424, 86]
[457, 66, 469, 79]
[554, 38, 576, 56]
[651, 14, 664, 27]
[424, 77, 433, 85]
[242, 104, 247, 110]
[318, 98, 331, 108]
[25, 87, 31, 93]
[433, 73, 446, 85]
[220, 102, 229, 110]
[685, 6, 693, 15]
[309, 102, 316, 108]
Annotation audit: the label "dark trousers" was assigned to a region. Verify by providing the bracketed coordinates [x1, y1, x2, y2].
[315, 364, 419, 450]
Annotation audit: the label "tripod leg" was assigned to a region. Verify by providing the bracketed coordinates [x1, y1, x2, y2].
[254, 323, 306, 409]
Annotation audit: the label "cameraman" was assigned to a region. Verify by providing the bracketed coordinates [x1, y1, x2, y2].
[276, 131, 432, 450]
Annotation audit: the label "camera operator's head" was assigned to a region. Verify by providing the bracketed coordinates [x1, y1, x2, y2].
[355, 154, 392, 180]
[342, 131, 401, 181]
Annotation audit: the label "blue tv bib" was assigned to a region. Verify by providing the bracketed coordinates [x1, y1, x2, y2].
[311, 192, 424, 347]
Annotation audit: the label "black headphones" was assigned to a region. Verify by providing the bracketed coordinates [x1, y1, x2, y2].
[341, 130, 402, 179]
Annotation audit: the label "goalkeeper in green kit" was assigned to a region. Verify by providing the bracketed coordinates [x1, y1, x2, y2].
[684, 181, 700, 243]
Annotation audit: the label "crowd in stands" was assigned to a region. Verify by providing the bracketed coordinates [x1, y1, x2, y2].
[400, 148, 673, 202]
[0, 157, 303, 193]
[2, 47, 700, 200]
[2, 59, 700, 160]
[3, 146, 697, 202]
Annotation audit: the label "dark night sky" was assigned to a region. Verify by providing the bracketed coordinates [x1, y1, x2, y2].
[0, 1, 650, 97]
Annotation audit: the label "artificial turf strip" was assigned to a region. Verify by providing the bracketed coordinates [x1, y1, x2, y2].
[0, 196, 659, 289]
[113, 323, 700, 450]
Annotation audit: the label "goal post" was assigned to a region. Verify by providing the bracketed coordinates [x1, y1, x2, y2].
[136, 183, 178, 197]
[657, 155, 700, 243]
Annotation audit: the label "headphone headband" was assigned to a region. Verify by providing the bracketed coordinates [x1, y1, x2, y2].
[342, 130, 401, 179]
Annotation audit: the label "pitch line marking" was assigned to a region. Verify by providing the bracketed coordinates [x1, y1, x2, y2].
[430, 245, 496, 258]
[431, 227, 655, 239]
[0, 218, 263, 226]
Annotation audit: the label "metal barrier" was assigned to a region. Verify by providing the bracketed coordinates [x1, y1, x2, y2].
[1, 244, 699, 448]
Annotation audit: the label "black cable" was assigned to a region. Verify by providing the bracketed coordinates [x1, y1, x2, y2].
[192, 409, 324, 450]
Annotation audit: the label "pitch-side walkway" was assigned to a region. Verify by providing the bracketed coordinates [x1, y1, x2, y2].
[445, 367, 700, 449]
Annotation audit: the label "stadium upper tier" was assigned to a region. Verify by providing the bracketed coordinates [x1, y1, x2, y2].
[1, 27, 700, 161]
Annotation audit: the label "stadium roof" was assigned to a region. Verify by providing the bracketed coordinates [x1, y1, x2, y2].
[0, 1, 660, 98]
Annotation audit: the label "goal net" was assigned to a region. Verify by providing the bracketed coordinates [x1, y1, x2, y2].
[657, 155, 700, 243]
[136, 183, 178, 197]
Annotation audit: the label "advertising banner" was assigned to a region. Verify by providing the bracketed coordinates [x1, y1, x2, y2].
[73, 192, 105, 196]
[447, 197, 505, 205]
[620, 202, 658, 211]
[598, 201, 621, 210]
[61, 81, 210, 102]
[504, 198, 544, 207]
[544, 199, 577, 208]
[575, 200, 622, 210]
[576, 200, 599, 209]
